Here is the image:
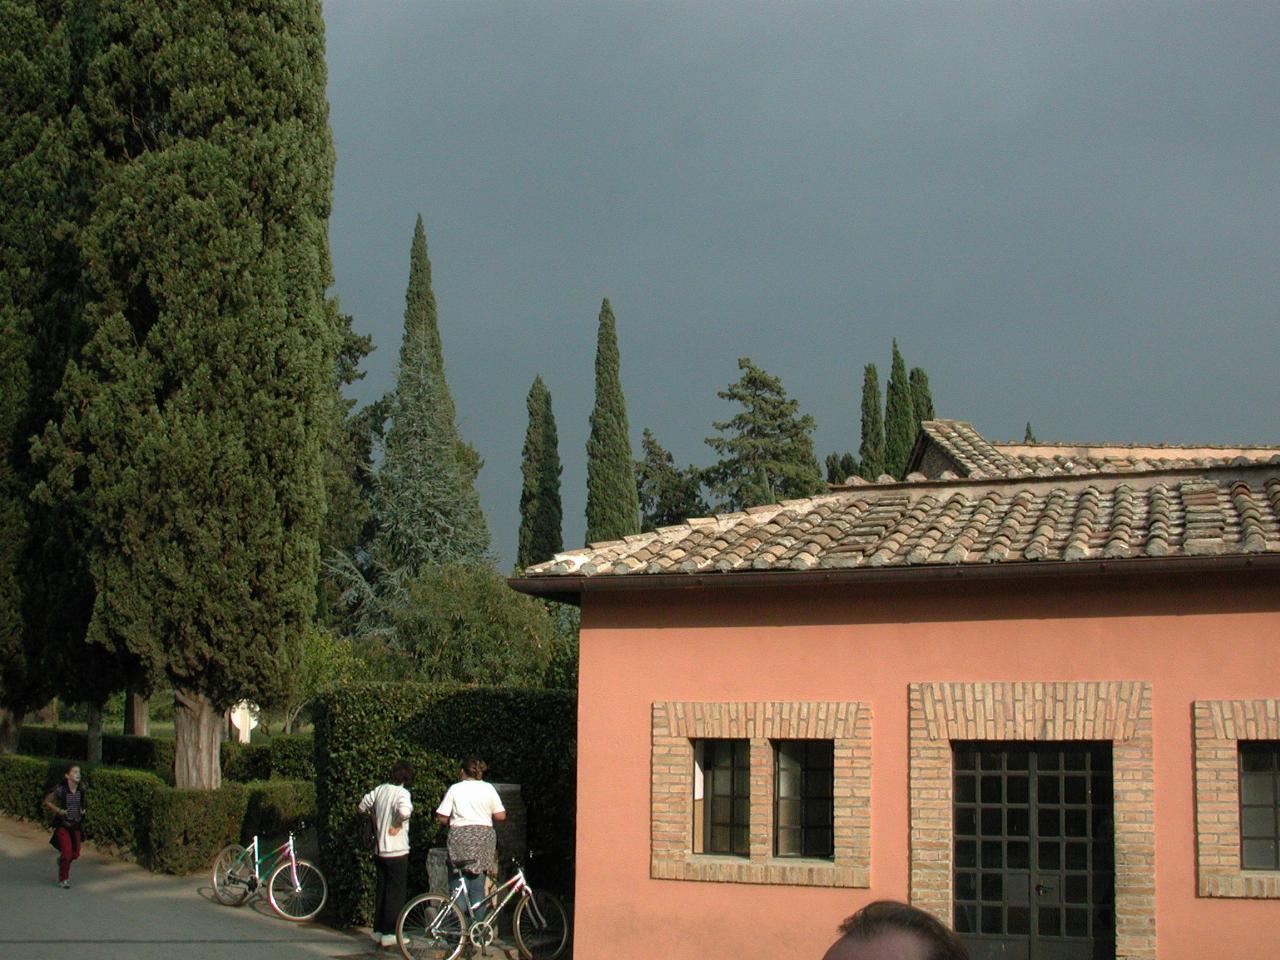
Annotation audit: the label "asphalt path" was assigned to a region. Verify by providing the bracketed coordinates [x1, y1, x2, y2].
[0, 815, 382, 960]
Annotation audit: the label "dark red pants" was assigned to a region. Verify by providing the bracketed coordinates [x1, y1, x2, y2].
[55, 827, 81, 882]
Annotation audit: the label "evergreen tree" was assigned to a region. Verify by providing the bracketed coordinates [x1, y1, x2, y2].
[705, 358, 824, 510]
[884, 340, 915, 478]
[909, 367, 935, 423]
[39, 0, 338, 788]
[584, 298, 639, 543]
[1024, 422, 1037, 443]
[0, 0, 73, 749]
[858, 364, 885, 480]
[373, 217, 490, 571]
[825, 452, 858, 484]
[636, 428, 708, 531]
[318, 302, 374, 617]
[517, 375, 563, 569]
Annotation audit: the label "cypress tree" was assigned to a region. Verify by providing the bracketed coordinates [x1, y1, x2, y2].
[858, 364, 885, 480]
[909, 367, 935, 423]
[824, 452, 858, 484]
[884, 340, 915, 478]
[517, 375, 563, 569]
[636, 428, 708, 531]
[584, 298, 639, 543]
[1025, 422, 1037, 443]
[40, 0, 338, 788]
[0, 0, 73, 749]
[705, 357, 824, 511]
[374, 217, 491, 570]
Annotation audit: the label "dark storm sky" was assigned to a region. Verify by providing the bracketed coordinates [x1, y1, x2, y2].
[323, 2, 1280, 567]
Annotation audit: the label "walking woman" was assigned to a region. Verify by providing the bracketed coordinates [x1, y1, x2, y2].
[359, 762, 415, 949]
[436, 758, 506, 919]
[43, 764, 85, 889]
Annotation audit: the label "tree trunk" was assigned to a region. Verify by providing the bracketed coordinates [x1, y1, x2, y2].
[86, 704, 104, 764]
[174, 689, 222, 789]
[0, 708, 22, 754]
[123, 691, 150, 737]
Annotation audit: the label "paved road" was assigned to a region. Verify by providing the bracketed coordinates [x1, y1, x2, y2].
[0, 816, 381, 960]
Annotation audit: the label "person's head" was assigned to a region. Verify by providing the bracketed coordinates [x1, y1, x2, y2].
[460, 758, 487, 781]
[389, 762, 414, 787]
[822, 901, 968, 960]
[64, 764, 81, 787]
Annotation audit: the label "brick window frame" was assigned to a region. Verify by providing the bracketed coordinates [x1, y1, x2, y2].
[908, 681, 1155, 960]
[651, 700, 871, 886]
[1193, 699, 1280, 898]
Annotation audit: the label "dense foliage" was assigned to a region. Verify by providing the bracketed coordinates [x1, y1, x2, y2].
[34, 0, 339, 788]
[705, 357, 824, 510]
[909, 366, 935, 424]
[517, 375, 563, 569]
[884, 340, 916, 478]
[584, 299, 640, 544]
[636, 428, 708, 531]
[313, 682, 576, 924]
[858, 363, 885, 479]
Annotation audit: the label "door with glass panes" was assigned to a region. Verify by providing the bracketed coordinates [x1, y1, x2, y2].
[952, 742, 1115, 960]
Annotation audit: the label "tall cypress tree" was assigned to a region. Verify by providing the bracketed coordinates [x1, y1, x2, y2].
[909, 367, 935, 423]
[884, 340, 915, 479]
[40, 0, 338, 788]
[1024, 422, 1037, 443]
[517, 375, 563, 569]
[0, 0, 74, 749]
[373, 217, 491, 570]
[858, 364, 885, 480]
[705, 358, 824, 510]
[584, 298, 639, 543]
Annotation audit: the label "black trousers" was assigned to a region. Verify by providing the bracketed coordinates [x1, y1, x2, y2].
[373, 855, 409, 935]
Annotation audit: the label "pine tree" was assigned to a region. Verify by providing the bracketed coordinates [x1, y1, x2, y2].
[909, 367, 935, 423]
[39, 0, 338, 787]
[884, 341, 915, 479]
[636, 428, 708, 531]
[705, 358, 824, 510]
[373, 217, 491, 570]
[1024, 422, 1038, 443]
[858, 364, 885, 480]
[517, 376, 563, 569]
[584, 298, 639, 543]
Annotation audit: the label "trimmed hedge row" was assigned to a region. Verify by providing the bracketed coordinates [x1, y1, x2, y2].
[314, 682, 576, 925]
[18, 727, 316, 784]
[0, 754, 314, 874]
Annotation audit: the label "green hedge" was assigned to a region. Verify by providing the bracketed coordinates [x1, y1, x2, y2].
[313, 682, 576, 925]
[18, 727, 314, 784]
[0, 754, 314, 875]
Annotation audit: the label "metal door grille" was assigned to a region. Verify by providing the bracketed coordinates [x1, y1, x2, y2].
[953, 742, 1115, 960]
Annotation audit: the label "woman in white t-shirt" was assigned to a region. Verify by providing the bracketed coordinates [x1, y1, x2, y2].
[359, 761, 414, 948]
[436, 758, 506, 919]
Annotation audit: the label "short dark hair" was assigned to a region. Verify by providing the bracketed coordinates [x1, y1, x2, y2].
[389, 762, 414, 787]
[835, 901, 968, 960]
[461, 758, 487, 780]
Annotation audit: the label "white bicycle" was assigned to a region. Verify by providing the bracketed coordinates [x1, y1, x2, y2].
[396, 858, 568, 959]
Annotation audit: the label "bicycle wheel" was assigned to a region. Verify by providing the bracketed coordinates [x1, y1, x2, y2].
[266, 858, 327, 922]
[211, 844, 252, 906]
[513, 890, 568, 960]
[397, 893, 466, 960]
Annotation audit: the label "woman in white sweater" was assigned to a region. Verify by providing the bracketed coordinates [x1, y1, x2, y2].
[359, 761, 415, 948]
[436, 758, 506, 920]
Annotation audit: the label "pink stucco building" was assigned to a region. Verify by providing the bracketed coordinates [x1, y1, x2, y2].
[512, 420, 1280, 960]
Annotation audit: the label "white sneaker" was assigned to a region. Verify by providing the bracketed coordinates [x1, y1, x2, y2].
[379, 934, 397, 948]
[59, 880, 70, 889]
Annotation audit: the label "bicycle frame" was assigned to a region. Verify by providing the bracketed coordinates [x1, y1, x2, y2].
[230, 832, 300, 888]
[449, 866, 530, 924]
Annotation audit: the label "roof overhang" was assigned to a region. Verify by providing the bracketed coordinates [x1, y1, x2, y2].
[508, 551, 1280, 605]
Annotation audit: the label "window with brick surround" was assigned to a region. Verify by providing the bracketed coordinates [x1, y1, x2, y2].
[651, 700, 871, 887]
[1193, 699, 1280, 898]
[774, 739, 834, 858]
[1239, 742, 1280, 871]
[693, 739, 750, 856]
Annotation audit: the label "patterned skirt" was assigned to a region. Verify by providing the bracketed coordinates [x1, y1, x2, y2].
[447, 824, 497, 876]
